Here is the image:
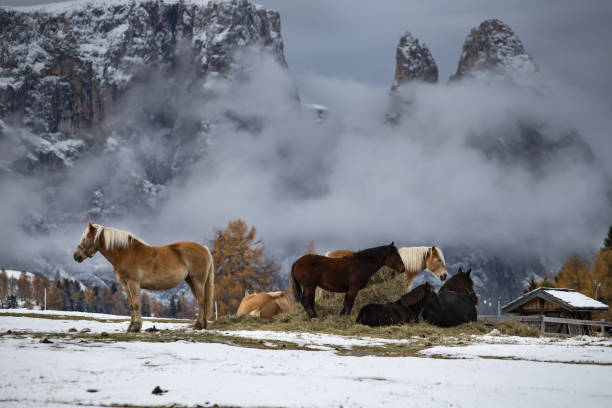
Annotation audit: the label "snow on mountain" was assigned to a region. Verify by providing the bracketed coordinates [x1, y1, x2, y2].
[450, 18, 540, 86]
[391, 32, 438, 90]
[0, 0, 287, 170]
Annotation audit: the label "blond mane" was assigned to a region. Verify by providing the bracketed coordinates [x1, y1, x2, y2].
[80, 223, 148, 250]
[398, 246, 446, 273]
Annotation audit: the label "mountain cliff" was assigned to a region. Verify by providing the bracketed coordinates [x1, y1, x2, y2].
[0, 0, 287, 171]
[450, 18, 539, 86]
[391, 32, 438, 90]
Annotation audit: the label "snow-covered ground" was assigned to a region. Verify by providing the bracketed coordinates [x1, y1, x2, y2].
[1, 310, 611, 407]
[421, 343, 612, 364]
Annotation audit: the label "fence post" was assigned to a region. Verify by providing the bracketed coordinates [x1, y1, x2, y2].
[215, 301, 218, 321]
[540, 314, 546, 334]
[602, 319, 605, 335]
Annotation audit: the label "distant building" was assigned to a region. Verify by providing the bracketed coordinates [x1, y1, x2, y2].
[502, 287, 609, 334]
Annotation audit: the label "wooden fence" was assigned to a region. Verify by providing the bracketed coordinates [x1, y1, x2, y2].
[478, 315, 612, 335]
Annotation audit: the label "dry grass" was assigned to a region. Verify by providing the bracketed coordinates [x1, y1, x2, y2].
[211, 309, 539, 340]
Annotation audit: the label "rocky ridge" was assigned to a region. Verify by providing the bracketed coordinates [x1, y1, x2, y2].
[391, 32, 438, 90]
[0, 0, 286, 171]
[450, 18, 538, 82]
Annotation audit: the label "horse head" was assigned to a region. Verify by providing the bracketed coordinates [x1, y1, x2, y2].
[425, 246, 447, 282]
[385, 242, 406, 273]
[74, 222, 100, 263]
[440, 267, 475, 296]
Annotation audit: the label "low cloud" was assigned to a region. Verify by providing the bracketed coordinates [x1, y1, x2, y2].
[0, 52, 610, 279]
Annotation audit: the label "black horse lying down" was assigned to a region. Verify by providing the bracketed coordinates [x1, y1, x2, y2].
[422, 267, 478, 327]
[356, 282, 438, 327]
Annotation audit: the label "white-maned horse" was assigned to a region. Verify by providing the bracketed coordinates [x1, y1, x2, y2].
[73, 222, 214, 332]
[326, 246, 447, 290]
[398, 246, 447, 289]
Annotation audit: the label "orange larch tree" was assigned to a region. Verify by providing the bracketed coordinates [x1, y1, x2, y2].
[209, 219, 280, 316]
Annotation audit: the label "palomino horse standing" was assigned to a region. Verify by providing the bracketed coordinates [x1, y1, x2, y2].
[291, 243, 406, 318]
[327, 246, 447, 290]
[73, 222, 214, 332]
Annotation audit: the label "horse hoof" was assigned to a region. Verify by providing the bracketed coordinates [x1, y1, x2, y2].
[193, 322, 206, 330]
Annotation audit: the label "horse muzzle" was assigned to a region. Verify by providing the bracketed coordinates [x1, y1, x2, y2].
[439, 272, 448, 281]
[73, 252, 85, 263]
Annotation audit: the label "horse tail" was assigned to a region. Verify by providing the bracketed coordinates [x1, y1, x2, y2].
[290, 261, 302, 303]
[205, 257, 215, 319]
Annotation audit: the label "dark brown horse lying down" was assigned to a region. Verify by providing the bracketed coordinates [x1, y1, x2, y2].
[355, 283, 438, 327]
[422, 268, 478, 327]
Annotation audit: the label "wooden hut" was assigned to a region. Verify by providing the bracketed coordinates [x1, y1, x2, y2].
[502, 288, 609, 334]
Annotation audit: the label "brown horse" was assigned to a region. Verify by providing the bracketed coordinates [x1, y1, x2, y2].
[327, 246, 447, 290]
[237, 290, 291, 319]
[291, 243, 405, 318]
[73, 222, 214, 332]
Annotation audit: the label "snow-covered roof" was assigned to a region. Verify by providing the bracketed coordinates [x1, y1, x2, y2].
[503, 287, 609, 312]
[543, 289, 608, 310]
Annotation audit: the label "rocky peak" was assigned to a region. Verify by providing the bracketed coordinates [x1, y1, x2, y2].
[391, 32, 438, 90]
[450, 19, 538, 81]
[0, 0, 287, 148]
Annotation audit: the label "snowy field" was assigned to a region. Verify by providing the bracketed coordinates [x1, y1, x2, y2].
[1, 310, 611, 407]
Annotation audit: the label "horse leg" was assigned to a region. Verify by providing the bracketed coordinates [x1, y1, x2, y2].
[340, 288, 359, 315]
[301, 286, 317, 318]
[186, 275, 207, 330]
[125, 281, 142, 333]
[119, 283, 134, 332]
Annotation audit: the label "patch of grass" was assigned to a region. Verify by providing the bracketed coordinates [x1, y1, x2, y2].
[488, 319, 540, 337]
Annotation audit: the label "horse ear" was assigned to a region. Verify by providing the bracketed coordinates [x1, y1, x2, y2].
[458, 267, 463, 274]
[466, 269, 472, 277]
[245, 290, 250, 296]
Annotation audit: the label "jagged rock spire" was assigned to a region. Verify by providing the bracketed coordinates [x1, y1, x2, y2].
[391, 32, 438, 91]
[450, 19, 538, 81]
